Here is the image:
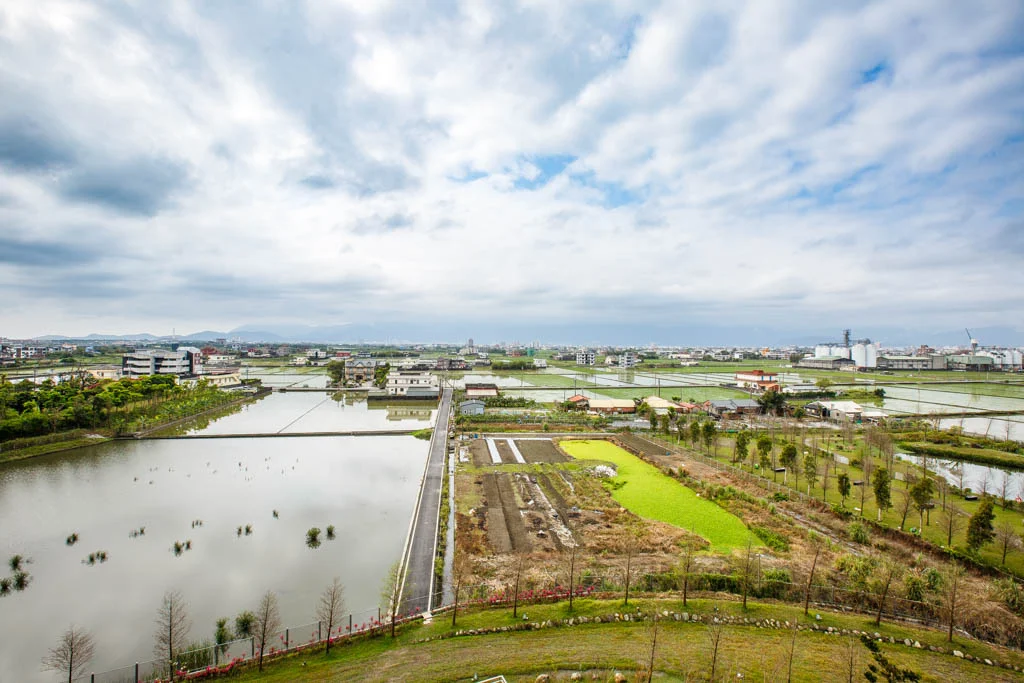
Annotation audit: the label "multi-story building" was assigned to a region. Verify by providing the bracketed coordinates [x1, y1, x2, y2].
[735, 370, 779, 392]
[619, 352, 638, 368]
[121, 348, 202, 378]
[576, 350, 596, 366]
[344, 358, 381, 384]
[876, 355, 946, 371]
[385, 370, 439, 398]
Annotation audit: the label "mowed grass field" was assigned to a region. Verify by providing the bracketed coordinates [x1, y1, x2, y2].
[560, 440, 757, 552]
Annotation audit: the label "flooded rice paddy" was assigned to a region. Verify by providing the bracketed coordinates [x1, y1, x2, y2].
[0, 392, 430, 681]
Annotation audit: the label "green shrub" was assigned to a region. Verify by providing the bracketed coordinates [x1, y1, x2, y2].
[848, 522, 870, 544]
[751, 526, 791, 553]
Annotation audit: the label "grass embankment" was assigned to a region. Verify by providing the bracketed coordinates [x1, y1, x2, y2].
[899, 442, 1024, 470]
[560, 440, 757, 551]
[233, 598, 1022, 682]
[0, 435, 110, 463]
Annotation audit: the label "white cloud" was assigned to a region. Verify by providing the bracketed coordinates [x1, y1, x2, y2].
[0, 0, 1021, 341]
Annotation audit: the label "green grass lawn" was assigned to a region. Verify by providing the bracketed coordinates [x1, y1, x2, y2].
[560, 440, 758, 552]
[233, 597, 1022, 682]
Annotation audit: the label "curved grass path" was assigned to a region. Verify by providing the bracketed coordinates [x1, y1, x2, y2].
[560, 439, 757, 551]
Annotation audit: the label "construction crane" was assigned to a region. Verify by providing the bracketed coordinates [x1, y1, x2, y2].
[965, 328, 979, 353]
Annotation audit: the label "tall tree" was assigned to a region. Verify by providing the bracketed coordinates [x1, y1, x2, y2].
[966, 498, 996, 552]
[701, 421, 717, 455]
[996, 521, 1020, 565]
[859, 457, 875, 518]
[317, 577, 345, 655]
[689, 420, 701, 448]
[873, 560, 902, 626]
[42, 626, 95, 683]
[804, 541, 821, 616]
[739, 539, 756, 610]
[325, 359, 346, 385]
[910, 476, 936, 529]
[450, 552, 472, 627]
[679, 542, 695, 607]
[938, 505, 965, 547]
[379, 561, 402, 638]
[254, 591, 281, 672]
[837, 472, 851, 507]
[872, 468, 891, 522]
[154, 590, 191, 681]
[757, 389, 786, 417]
[803, 452, 818, 496]
[780, 444, 797, 486]
[943, 562, 965, 643]
[895, 489, 914, 530]
[757, 435, 773, 478]
[734, 431, 750, 465]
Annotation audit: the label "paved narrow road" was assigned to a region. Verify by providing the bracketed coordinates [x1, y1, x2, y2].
[399, 387, 453, 615]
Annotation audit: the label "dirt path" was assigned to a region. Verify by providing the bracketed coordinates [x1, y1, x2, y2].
[481, 473, 513, 553]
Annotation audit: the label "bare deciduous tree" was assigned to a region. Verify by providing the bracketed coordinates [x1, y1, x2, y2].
[804, 541, 821, 616]
[679, 541, 695, 607]
[154, 590, 191, 681]
[938, 505, 965, 547]
[317, 577, 345, 654]
[705, 621, 725, 682]
[873, 560, 901, 626]
[623, 539, 635, 607]
[379, 560, 402, 637]
[944, 562, 965, 643]
[42, 626, 95, 683]
[843, 634, 860, 682]
[511, 552, 525, 618]
[645, 612, 660, 683]
[254, 590, 281, 672]
[998, 470, 1013, 509]
[895, 489, 914, 531]
[740, 538, 756, 610]
[996, 521, 1021, 565]
[450, 552, 472, 627]
[785, 622, 799, 683]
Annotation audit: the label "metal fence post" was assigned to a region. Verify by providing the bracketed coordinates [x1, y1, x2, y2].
[91, 674, 95, 683]
[134, 662, 139, 683]
[318, 620, 322, 643]
[215, 645, 218, 667]
[349, 613, 352, 635]
[285, 628, 289, 650]
[251, 636, 255, 658]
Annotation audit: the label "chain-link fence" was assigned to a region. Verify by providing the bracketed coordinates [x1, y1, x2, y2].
[67, 567, 953, 682]
[68, 593, 433, 682]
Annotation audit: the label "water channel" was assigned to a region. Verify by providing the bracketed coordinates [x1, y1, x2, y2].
[0, 391, 433, 682]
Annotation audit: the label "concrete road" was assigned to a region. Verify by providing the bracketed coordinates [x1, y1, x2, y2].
[399, 387, 452, 615]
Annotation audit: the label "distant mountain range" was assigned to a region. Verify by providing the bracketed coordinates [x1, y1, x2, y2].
[26, 323, 1023, 347]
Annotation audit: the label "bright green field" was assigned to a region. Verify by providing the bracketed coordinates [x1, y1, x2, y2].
[560, 440, 757, 552]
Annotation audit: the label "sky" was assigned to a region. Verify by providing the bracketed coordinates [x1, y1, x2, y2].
[0, 0, 1022, 345]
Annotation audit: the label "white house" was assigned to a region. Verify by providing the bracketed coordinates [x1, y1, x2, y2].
[386, 370, 439, 398]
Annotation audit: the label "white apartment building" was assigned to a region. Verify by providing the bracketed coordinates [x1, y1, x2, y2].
[576, 350, 596, 366]
[619, 352, 638, 368]
[385, 370, 440, 398]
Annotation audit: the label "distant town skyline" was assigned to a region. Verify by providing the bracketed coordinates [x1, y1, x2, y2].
[4, 321, 1021, 349]
[1, 2, 1021, 340]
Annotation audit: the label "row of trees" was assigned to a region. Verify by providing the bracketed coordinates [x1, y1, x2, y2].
[0, 374, 237, 441]
[44, 580, 348, 681]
